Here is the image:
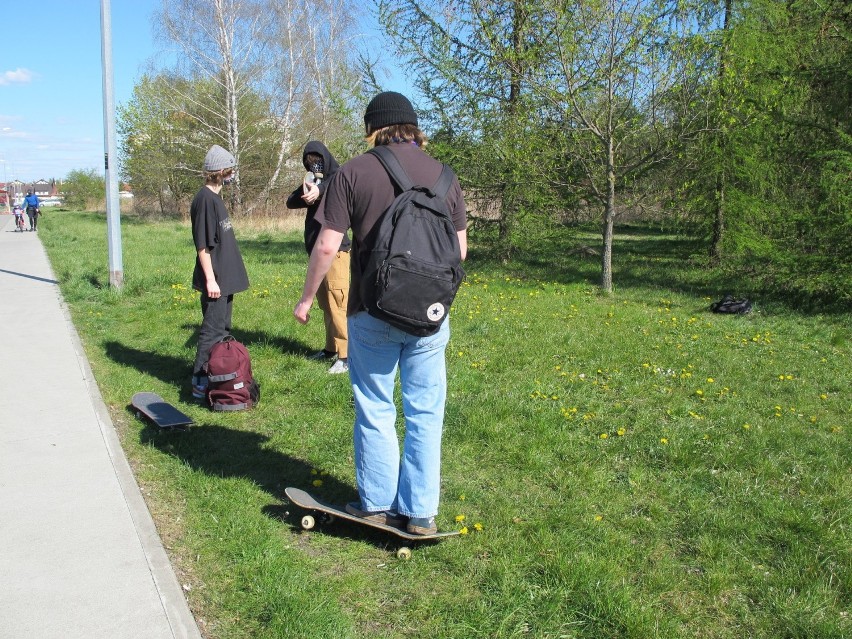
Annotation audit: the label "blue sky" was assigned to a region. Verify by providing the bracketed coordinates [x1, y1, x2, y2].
[0, 0, 408, 183]
[1, 1, 160, 182]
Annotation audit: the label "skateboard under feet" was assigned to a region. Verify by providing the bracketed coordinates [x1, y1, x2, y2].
[284, 486, 459, 559]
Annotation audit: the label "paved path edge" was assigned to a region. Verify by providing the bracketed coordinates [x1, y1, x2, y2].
[57, 273, 203, 639]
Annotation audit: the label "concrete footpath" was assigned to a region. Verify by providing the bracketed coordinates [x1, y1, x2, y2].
[0, 215, 202, 639]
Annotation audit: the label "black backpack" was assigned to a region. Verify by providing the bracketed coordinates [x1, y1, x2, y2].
[359, 145, 466, 336]
[710, 295, 753, 314]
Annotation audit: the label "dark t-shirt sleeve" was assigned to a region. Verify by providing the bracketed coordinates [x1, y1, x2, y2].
[314, 172, 351, 234]
[193, 195, 218, 251]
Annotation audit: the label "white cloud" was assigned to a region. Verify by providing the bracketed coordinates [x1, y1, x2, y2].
[0, 68, 34, 86]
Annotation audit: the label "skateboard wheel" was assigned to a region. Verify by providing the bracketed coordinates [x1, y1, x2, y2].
[301, 515, 315, 530]
[321, 513, 336, 525]
[396, 547, 412, 560]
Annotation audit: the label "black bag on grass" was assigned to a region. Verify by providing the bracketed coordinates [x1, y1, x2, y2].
[710, 295, 753, 314]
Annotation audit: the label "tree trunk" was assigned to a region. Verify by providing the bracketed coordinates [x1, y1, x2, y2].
[601, 137, 615, 293]
[709, 0, 732, 264]
[710, 169, 725, 264]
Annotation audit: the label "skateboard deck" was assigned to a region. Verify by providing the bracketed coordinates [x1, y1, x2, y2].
[131, 392, 193, 430]
[285, 487, 459, 557]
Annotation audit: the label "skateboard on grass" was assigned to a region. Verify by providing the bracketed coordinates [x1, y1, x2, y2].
[284, 486, 460, 559]
[131, 392, 193, 430]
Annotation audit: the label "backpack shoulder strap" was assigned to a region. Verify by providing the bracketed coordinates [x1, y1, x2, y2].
[432, 164, 455, 200]
[370, 146, 456, 201]
[368, 146, 413, 192]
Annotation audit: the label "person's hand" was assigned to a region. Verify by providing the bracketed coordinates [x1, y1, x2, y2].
[293, 299, 311, 324]
[206, 280, 221, 299]
[302, 182, 320, 204]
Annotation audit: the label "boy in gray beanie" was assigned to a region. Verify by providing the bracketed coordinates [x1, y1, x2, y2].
[189, 145, 249, 398]
[294, 92, 468, 535]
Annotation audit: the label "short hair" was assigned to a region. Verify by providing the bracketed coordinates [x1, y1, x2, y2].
[204, 167, 235, 186]
[366, 123, 428, 148]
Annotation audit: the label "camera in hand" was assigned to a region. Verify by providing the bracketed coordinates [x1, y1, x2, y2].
[306, 159, 324, 185]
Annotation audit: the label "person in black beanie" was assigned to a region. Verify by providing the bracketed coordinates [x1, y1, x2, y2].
[293, 92, 468, 535]
[286, 141, 351, 374]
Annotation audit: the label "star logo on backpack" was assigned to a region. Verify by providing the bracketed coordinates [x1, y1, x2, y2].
[427, 303, 446, 321]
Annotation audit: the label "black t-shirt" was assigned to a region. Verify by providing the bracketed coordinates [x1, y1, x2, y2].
[286, 182, 351, 256]
[317, 142, 467, 314]
[191, 187, 249, 296]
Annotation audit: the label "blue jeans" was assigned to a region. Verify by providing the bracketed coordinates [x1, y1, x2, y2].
[347, 311, 450, 519]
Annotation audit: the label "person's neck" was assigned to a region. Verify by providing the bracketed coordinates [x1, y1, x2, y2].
[206, 183, 223, 195]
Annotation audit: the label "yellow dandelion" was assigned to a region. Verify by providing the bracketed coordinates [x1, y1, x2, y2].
[473, 523, 484, 532]
[707, 377, 715, 383]
[696, 389, 704, 396]
[820, 393, 828, 400]
[599, 433, 608, 439]
[617, 428, 626, 436]
[660, 437, 669, 444]
[459, 494, 466, 501]
[459, 526, 469, 535]
[455, 514, 466, 523]
[594, 515, 603, 521]
[743, 424, 751, 430]
[311, 469, 318, 475]
[312, 479, 323, 487]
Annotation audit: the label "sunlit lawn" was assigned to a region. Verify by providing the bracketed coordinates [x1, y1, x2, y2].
[42, 211, 850, 638]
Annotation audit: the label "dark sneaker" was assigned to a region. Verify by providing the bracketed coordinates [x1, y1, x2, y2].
[191, 375, 208, 399]
[407, 516, 437, 535]
[345, 502, 405, 528]
[328, 358, 349, 374]
[308, 349, 337, 361]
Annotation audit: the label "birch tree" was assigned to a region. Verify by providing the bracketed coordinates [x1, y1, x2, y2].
[152, 0, 361, 213]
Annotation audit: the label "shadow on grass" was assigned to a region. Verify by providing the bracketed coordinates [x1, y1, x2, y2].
[478, 224, 849, 314]
[106, 335, 312, 406]
[138, 423, 352, 500]
[138, 422, 433, 550]
[175, 325, 310, 357]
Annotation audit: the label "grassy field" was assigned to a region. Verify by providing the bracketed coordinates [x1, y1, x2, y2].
[41, 211, 850, 639]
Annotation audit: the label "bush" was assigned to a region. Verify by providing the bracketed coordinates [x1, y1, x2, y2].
[62, 169, 105, 210]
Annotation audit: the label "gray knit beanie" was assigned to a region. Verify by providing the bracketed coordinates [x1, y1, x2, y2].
[203, 144, 236, 172]
[363, 92, 418, 134]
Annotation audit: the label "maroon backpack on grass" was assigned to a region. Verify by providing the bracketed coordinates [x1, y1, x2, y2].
[206, 336, 260, 411]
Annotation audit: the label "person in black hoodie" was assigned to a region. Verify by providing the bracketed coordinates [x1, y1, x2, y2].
[287, 141, 351, 373]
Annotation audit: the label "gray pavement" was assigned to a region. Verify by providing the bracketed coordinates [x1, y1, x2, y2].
[0, 215, 202, 639]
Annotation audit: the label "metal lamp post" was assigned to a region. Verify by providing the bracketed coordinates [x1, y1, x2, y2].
[100, 0, 124, 288]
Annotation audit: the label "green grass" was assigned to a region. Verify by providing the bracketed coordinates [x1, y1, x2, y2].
[41, 211, 850, 638]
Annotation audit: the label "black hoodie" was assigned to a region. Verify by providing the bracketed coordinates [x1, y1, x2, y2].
[286, 141, 350, 255]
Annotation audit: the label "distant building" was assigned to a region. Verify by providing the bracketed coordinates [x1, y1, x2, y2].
[1, 179, 62, 205]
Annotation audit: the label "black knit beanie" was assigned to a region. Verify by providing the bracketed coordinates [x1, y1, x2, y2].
[363, 91, 418, 134]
